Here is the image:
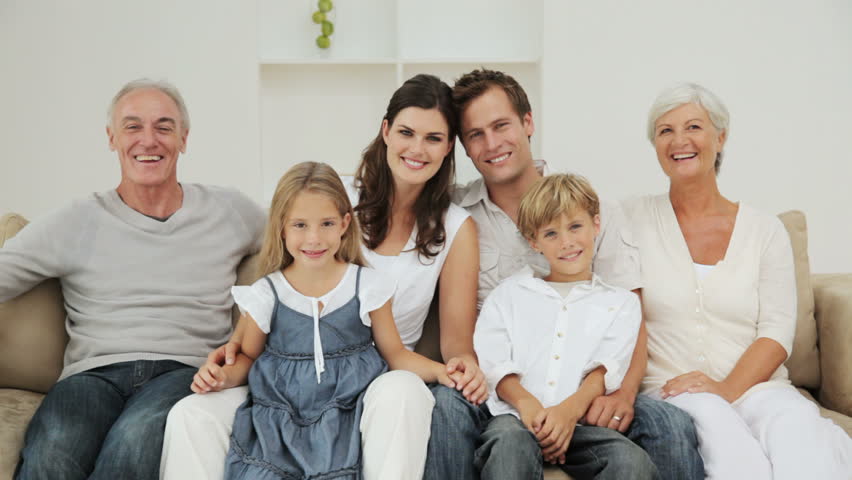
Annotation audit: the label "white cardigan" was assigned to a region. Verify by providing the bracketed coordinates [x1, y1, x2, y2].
[626, 194, 797, 402]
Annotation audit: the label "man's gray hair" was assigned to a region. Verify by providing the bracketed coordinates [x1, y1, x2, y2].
[107, 78, 190, 131]
[647, 82, 729, 174]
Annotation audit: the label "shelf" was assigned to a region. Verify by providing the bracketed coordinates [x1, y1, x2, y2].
[260, 58, 398, 65]
[256, 0, 544, 198]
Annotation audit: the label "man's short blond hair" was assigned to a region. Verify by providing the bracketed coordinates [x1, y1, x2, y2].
[518, 173, 600, 240]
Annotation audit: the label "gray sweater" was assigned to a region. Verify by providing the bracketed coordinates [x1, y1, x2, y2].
[0, 184, 266, 379]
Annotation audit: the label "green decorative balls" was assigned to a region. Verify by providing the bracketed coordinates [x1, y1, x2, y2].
[312, 0, 334, 49]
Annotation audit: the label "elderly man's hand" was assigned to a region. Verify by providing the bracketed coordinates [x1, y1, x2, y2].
[208, 341, 242, 367]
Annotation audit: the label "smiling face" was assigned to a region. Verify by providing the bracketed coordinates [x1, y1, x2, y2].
[459, 86, 535, 186]
[528, 209, 600, 283]
[653, 103, 726, 182]
[107, 88, 187, 190]
[282, 190, 351, 270]
[382, 106, 453, 190]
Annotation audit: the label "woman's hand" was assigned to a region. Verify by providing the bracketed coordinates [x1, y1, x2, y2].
[207, 340, 242, 367]
[191, 361, 230, 394]
[662, 370, 734, 402]
[446, 355, 489, 405]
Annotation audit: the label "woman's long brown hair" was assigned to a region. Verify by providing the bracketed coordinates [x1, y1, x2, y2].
[354, 74, 458, 262]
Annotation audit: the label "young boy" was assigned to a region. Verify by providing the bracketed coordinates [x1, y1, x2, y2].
[473, 174, 657, 480]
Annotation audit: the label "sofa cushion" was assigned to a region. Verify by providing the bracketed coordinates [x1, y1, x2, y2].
[777, 211, 820, 389]
[0, 389, 44, 477]
[0, 214, 68, 393]
[811, 274, 852, 419]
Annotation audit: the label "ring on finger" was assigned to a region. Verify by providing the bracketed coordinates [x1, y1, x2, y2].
[612, 415, 622, 422]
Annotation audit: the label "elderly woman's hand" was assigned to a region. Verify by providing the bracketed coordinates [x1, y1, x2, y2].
[662, 370, 735, 403]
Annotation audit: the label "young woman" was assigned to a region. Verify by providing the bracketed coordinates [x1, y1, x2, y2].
[160, 74, 482, 480]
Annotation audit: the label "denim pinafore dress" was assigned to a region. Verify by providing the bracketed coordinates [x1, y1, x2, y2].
[225, 266, 388, 480]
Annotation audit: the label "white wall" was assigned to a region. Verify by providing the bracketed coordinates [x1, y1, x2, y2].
[0, 0, 263, 215]
[541, 0, 852, 273]
[3, 0, 851, 273]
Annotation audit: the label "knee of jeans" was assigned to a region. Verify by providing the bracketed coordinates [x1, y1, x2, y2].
[496, 425, 538, 454]
[364, 370, 434, 414]
[638, 397, 698, 440]
[608, 444, 657, 479]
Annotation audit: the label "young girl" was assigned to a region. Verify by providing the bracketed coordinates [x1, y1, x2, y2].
[191, 162, 455, 480]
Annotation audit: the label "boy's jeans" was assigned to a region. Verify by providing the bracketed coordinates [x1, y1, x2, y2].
[425, 386, 704, 480]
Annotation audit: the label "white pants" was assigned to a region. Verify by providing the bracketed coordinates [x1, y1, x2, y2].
[160, 370, 434, 480]
[665, 386, 852, 480]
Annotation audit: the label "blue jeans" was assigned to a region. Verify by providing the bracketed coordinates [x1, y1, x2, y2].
[15, 360, 195, 480]
[626, 394, 704, 480]
[475, 414, 658, 480]
[423, 384, 489, 480]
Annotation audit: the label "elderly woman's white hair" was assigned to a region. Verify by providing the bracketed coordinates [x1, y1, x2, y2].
[107, 78, 191, 131]
[647, 82, 730, 174]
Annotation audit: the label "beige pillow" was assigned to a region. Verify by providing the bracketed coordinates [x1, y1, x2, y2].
[0, 214, 68, 393]
[777, 210, 820, 389]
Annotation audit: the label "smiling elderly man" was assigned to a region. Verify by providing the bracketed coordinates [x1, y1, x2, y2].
[1, 79, 265, 480]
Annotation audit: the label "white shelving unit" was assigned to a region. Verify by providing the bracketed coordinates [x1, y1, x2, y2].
[258, 0, 543, 200]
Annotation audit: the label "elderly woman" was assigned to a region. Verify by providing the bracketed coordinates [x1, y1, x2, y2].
[626, 83, 852, 479]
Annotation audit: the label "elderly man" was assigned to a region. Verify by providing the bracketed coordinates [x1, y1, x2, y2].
[1, 79, 265, 480]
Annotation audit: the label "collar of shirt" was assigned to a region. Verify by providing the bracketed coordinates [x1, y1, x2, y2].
[456, 159, 550, 209]
[512, 264, 617, 303]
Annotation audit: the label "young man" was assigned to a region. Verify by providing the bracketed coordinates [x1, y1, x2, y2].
[474, 173, 656, 479]
[441, 68, 704, 479]
[2, 79, 265, 480]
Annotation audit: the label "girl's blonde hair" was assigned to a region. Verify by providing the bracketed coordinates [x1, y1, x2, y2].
[258, 162, 366, 275]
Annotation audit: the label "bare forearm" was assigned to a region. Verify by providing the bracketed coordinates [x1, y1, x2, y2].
[386, 349, 445, 383]
[722, 337, 787, 402]
[496, 375, 541, 410]
[619, 321, 648, 397]
[221, 353, 254, 388]
[560, 368, 606, 416]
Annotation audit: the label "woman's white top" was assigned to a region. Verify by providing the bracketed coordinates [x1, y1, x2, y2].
[231, 264, 394, 382]
[693, 263, 716, 280]
[626, 194, 797, 401]
[343, 177, 472, 350]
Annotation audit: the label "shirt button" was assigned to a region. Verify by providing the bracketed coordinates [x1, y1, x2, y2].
[695, 288, 700, 294]
[553, 354, 560, 360]
[695, 307, 700, 313]
[608, 307, 615, 312]
[562, 305, 568, 311]
[548, 381, 556, 386]
[698, 355, 705, 362]
[557, 332, 564, 338]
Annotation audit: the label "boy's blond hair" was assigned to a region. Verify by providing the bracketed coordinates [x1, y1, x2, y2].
[258, 162, 366, 276]
[518, 173, 600, 240]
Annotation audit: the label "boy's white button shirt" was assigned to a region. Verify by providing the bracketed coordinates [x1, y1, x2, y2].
[474, 266, 641, 420]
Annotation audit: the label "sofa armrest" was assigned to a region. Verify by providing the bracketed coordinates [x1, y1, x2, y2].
[0, 213, 68, 393]
[812, 273, 852, 417]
